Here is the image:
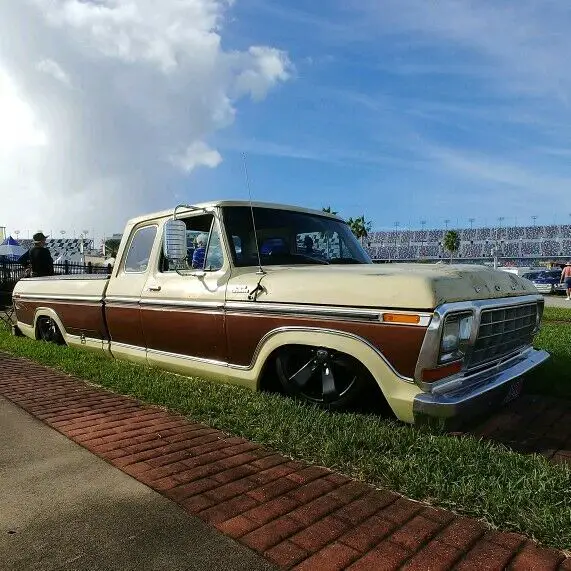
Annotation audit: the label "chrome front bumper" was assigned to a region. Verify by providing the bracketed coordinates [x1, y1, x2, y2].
[413, 348, 550, 422]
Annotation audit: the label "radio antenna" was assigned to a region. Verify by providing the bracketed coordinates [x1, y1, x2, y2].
[242, 153, 265, 275]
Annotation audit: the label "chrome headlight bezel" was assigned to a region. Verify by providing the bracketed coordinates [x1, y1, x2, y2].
[438, 311, 473, 364]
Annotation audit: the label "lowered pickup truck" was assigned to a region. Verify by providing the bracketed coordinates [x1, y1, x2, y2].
[12, 201, 549, 424]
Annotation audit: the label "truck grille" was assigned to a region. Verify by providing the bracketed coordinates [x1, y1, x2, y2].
[467, 303, 538, 369]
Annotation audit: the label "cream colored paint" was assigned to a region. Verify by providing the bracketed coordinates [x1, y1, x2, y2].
[12, 277, 107, 300]
[226, 264, 537, 310]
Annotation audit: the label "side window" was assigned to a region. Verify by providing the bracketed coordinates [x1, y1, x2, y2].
[124, 226, 157, 273]
[204, 224, 224, 271]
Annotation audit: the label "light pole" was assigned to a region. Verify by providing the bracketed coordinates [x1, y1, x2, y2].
[469, 218, 475, 230]
[491, 243, 499, 269]
[532, 215, 537, 226]
[82, 229, 89, 256]
[79, 233, 85, 265]
[444, 219, 450, 230]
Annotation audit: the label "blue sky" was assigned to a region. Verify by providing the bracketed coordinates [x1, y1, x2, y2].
[1, 0, 570, 239]
[204, 0, 571, 230]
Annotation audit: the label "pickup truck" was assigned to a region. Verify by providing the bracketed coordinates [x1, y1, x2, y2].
[12, 200, 549, 425]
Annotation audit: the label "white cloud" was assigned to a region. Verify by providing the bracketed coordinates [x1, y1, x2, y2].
[36, 58, 71, 87]
[170, 141, 222, 172]
[0, 0, 292, 236]
[0, 69, 47, 150]
[233, 46, 292, 101]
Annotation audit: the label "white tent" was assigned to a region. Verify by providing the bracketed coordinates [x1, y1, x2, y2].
[0, 236, 26, 260]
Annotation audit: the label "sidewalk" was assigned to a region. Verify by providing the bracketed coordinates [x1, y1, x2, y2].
[0, 352, 568, 570]
[0, 395, 275, 571]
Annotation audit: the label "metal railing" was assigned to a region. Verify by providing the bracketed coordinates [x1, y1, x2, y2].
[0, 259, 113, 292]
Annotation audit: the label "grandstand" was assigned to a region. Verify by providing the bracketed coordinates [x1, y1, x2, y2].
[17, 238, 95, 263]
[364, 224, 571, 265]
[5, 223, 570, 267]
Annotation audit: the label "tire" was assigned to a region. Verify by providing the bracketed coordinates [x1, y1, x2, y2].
[36, 317, 64, 345]
[275, 345, 371, 411]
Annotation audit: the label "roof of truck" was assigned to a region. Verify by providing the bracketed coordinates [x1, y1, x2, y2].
[125, 200, 343, 227]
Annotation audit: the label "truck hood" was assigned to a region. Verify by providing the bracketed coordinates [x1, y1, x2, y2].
[227, 263, 539, 310]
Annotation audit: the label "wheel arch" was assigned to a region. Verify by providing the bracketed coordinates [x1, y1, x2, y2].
[250, 326, 421, 422]
[33, 307, 68, 341]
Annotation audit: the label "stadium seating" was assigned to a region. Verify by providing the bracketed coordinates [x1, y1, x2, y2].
[17, 238, 93, 262]
[364, 222, 571, 263]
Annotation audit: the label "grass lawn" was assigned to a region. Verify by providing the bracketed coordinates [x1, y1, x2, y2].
[0, 325, 570, 550]
[543, 306, 571, 324]
[526, 306, 571, 398]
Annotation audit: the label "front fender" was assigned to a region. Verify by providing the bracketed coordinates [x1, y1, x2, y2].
[250, 326, 422, 423]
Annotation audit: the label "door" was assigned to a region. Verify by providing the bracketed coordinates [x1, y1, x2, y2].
[140, 211, 229, 370]
[105, 223, 159, 363]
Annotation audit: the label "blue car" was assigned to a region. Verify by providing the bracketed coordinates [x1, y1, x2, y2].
[530, 269, 566, 295]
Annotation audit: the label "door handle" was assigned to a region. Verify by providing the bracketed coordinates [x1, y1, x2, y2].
[148, 285, 161, 292]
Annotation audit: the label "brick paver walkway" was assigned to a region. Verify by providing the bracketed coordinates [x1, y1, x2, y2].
[468, 394, 571, 465]
[0, 352, 569, 571]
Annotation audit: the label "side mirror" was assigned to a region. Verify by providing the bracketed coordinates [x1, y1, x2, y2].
[163, 219, 187, 264]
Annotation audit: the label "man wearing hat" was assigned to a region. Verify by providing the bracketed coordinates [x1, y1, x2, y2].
[18, 232, 54, 277]
[560, 261, 571, 301]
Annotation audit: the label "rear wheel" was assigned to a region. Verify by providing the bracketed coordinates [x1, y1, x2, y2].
[36, 317, 64, 345]
[275, 345, 371, 411]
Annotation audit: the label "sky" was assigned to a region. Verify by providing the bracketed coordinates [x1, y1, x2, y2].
[1, 0, 571, 243]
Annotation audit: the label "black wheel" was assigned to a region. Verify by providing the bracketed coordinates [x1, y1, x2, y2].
[275, 345, 370, 410]
[37, 317, 64, 345]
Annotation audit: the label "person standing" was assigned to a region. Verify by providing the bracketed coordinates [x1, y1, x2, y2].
[18, 232, 54, 277]
[560, 261, 571, 301]
[191, 233, 208, 269]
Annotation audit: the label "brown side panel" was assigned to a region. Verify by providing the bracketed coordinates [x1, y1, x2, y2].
[14, 300, 106, 339]
[14, 300, 35, 326]
[105, 304, 145, 347]
[141, 307, 226, 361]
[225, 313, 427, 378]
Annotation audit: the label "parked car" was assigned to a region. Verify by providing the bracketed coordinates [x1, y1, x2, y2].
[531, 269, 566, 295]
[521, 271, 544, 281]
[12, 200, 549, 425]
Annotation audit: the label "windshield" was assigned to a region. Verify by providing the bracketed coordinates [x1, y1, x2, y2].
[222, 206, 372, 267]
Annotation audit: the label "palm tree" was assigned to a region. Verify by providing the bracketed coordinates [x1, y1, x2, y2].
[104, 238, 121, 258]
[347, 215, 373, 244]
[322, 206, 339, 216]
[443, 230, 460, 262]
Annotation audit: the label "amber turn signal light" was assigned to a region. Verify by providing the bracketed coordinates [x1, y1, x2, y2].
[382, 313, 421, 325]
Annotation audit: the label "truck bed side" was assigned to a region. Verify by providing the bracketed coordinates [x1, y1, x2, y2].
[12, 274, 110, 342]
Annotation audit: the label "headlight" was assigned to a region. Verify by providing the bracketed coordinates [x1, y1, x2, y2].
[439, 313, 473, 364]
